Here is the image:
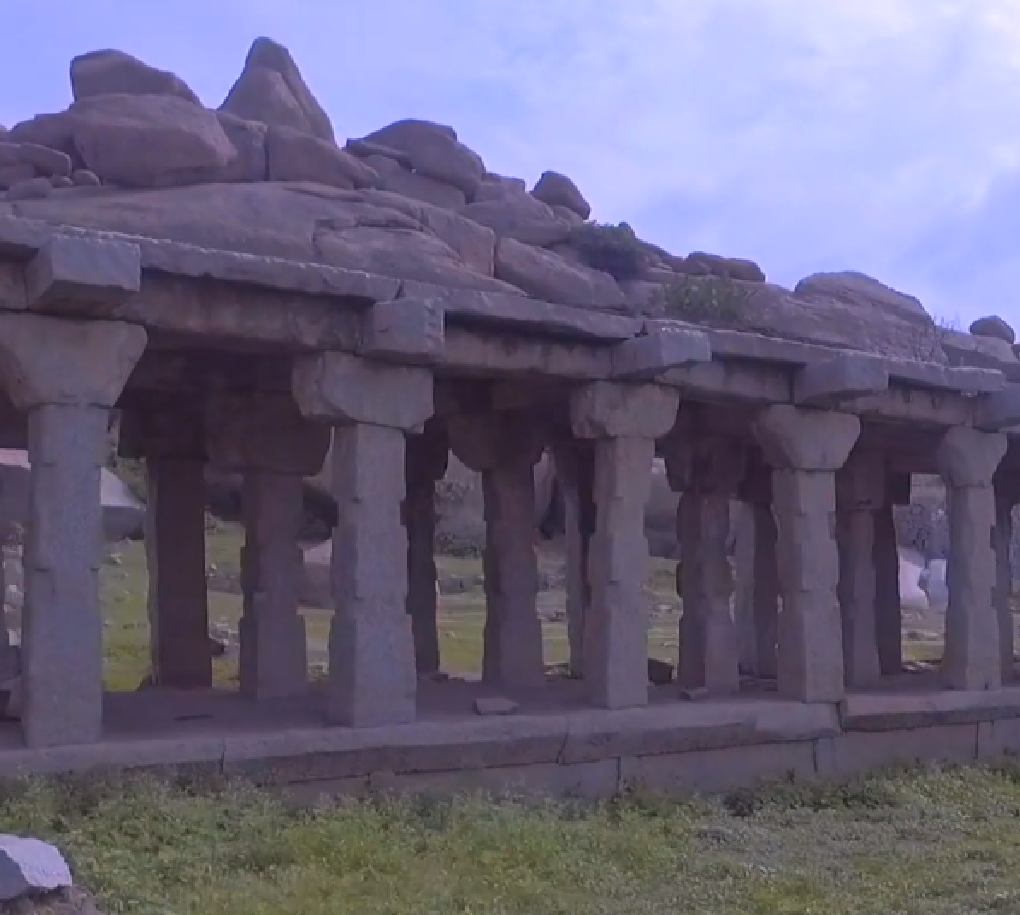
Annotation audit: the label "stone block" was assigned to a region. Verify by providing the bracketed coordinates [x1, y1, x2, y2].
[0, 314, 146, 410]
[205, 392, 330, 476]
[292, 351, 433, 432]
[937, 427, 1007, 488]
[974, 385, 1020, 431]
[446, 410, 544, 473]
[570, 382, 679, 440]
[752, 405, 860, 471]
[358, 297, 445, 365]
[793, 353, 889, 405]
[24, 234, 141, 314]
[609, 329, 711, 381]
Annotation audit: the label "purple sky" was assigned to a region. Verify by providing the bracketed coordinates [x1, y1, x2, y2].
[2, 0, 1018, 327]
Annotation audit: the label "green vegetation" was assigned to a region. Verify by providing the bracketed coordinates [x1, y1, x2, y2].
[10, 762, 1020, 913]
[658, 275, 752, 328]
[571, 221, 646, 281]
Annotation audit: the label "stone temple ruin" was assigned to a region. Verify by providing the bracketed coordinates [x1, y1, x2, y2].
[0, 38, 1019, 795]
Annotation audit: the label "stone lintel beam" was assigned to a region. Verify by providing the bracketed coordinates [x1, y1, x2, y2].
[206, 392, 331, 476]
[119, 396, 205, 461]
[974, 385, 1020, 432]
[663, 433, 748, 495]
[357, 297, 445, 366]
[24, 234, 141, 316]
[793, 353, 889, 407]
[610, 328, 711, 382]
[489, 380, 571, 413]
[432, 381, 490, 418]
[292, 351, 433, 432]
[0, 313, 147, 410]
[752, 405, 861, 471]
[570, 382, 680, 441]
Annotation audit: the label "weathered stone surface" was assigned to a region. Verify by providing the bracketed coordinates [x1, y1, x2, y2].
[71, 94, 237, 187]
[970, 315, 1015, 344]
[0, 835, 72, 901]
[610, 328, 711, 380]
[361, 119, 483, 197]
[344, 138, 413, 169]
[364, 155, 466, 209]
[474, 172, 527, 202]
[221, 37, 335, 143]
[5, 178, 52, 202]
[682, 251, 765, 283]
[0, 142, 71, 178]
[941, 328, 1020, 378]
[462, 194, 573, 247]
[531, 170, 591, 219]
[24, 233, 140, 313]
[71, 49, 201, 105]
[0, 165, 35, 189]
[0, 314, 146, 410]
[794, 271, 929, 324]
[359, 297, 445, 364]
[793, 352, 889, 405]
[753, 405, 861, 471]
[9, 183, 508, 293]
[213, 112, 267, 182]
[71, 169, 100, 187]
[570, 382, 680, 440]
[265, 126, 378, 190]
[495, 237, 625, 307]
[293, 351, 433, 432]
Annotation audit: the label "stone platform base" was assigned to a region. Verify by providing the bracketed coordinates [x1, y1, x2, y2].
[1, 678, 1020, 800]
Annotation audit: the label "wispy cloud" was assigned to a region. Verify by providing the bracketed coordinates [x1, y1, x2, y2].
[2, 0, 1020, 323]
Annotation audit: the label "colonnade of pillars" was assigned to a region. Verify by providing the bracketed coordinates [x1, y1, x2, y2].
[0, 310, 1016, 752]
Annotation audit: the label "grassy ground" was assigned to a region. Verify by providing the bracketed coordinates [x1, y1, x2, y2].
[98, 524, 683, 691]
[8, 762, 1020, 914]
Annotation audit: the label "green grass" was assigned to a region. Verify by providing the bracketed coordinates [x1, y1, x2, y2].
[10, 762, 1020, 913]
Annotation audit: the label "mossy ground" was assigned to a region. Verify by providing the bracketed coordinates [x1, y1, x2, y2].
[8, 763, 1020, 913]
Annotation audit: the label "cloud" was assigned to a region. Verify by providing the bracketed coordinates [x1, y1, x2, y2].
[2, 0, 1020, 323]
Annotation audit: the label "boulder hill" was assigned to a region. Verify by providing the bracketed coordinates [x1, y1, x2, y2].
[0, 37, 1016, 374]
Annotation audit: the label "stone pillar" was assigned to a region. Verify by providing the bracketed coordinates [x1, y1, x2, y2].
[552, 440, 596, 678]
[752, 405, 861, 703]
[447, 410, 545, 689]
[121, 401, 211, 690]
[293, 352, 432, 727]
[937, 427, 1007, 691]
[875, 471, 909, 676]
[665, 435, 747, 695]
[0, 314, 146, 747]
[404, 419, 449, 677]
[993, 467, 1020, 682]
[206, 392, 330, 700]
[734, 456, 779, 679]
[835, 450, 884, 688]
[146, 456, 210, 688]
[570, 382, 680, 708]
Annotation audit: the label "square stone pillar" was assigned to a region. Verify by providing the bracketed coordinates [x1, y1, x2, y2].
[835, 450, 884, 688]
[937, 427, 1007, 690]
[404, 419, 449, 677]
[121, 400, 212, 691]
[993, 467, 1020, 682]
[0, 314, 146, 748]
[293, 352, 432, 727]
[570, 382, 680, 708]
[665, 434, 747, 695]
[552, 440, 596, 679]
[448, 410, 546, 689]
[145, 456, 211, 689]
[206, 392, 330, 701]
[753, 405, 861, 703]
[734, 455, 779, 679]
[875, 471, 909, 676]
